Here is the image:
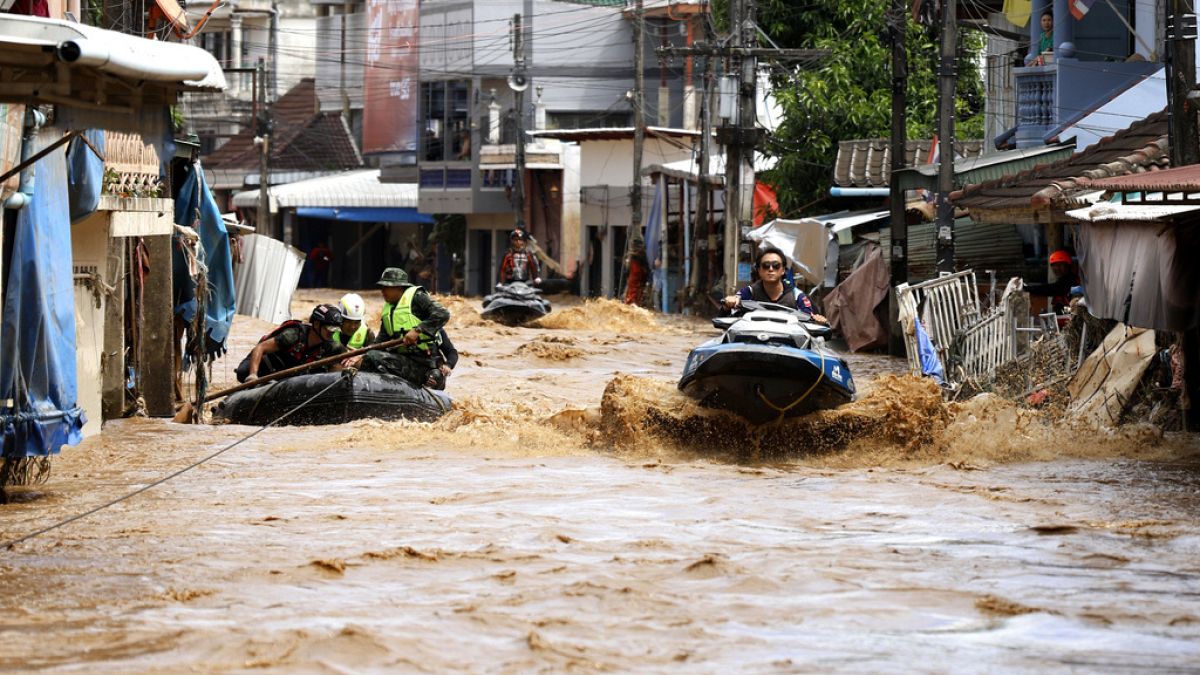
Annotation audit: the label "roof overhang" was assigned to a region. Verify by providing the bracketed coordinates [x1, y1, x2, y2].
[897, 142, 1075, 192]
[232, 169, 419, 213]
[0, 14, 225, 114]
[528, 126, 700, 143]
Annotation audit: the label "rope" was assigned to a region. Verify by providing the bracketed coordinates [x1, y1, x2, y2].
[755, 347, 827, 421]
[1, 373, 351, 551]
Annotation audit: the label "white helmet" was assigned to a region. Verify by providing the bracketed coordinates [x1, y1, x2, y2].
[338, 293, 366, 321]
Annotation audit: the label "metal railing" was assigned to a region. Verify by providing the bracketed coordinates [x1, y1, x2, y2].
[897, 270, 1025, 388]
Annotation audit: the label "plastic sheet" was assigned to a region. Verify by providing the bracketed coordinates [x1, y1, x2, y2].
[172, 162, 236, 356]
[67, 129, 105, 223]
[0, 129, 85, 458]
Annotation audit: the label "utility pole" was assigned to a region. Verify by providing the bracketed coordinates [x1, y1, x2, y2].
[934, 0, 957, 273]
[689, 42, 715, 302]
[631, 0, 645, 247]
[256, 57, 271, 239]
[887, 0, 908, 355]
[659, 13, 827, 297]
[511, 13, 527, 232]
[1166, 0, 1200, 167]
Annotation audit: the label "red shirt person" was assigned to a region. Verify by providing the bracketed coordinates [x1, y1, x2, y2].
[499, 229, 541, 285]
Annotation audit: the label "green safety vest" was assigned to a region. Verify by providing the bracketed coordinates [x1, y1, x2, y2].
[381, 286, 436, 353]
[335, 323, 370, 350]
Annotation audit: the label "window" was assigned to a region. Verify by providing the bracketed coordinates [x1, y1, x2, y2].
[547, 111, 632, 130]
[421, 80, 471, 162]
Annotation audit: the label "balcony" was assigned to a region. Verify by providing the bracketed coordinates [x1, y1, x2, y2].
[1012, 58, 1162, 149]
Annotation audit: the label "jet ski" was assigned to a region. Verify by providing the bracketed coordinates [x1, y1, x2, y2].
[678, 300, 856, 424]
[214, 371, 451, 426]
[481, 281, 552, 326]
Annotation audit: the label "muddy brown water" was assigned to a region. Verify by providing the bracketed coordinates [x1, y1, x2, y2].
[1, 293, 1199, 671]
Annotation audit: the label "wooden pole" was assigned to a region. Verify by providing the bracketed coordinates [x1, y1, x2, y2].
[201, 336, 411, 404]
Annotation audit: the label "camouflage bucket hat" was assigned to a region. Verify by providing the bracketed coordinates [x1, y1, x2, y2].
[377, 267, 411, 287]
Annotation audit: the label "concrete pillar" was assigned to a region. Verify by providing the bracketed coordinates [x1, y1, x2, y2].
[658, 86, 669, 127]
[1052, 0, 1073, 57]
[534, 86, 546, 131]
[230, 13, 244, 93]
[140, 235, 175, 417]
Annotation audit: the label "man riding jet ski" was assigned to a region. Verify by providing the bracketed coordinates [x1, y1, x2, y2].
[679, 247, 854, 424]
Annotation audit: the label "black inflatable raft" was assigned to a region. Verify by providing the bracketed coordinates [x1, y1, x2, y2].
[213, 371, 452, 426]
[481, 281, 552, 326]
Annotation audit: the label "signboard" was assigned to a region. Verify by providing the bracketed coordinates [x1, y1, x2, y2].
[363, 0, 419, 155]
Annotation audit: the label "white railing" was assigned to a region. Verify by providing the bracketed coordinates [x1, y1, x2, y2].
[897, 270, 1021, 388]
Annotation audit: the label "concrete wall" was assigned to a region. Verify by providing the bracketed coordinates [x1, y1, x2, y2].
[70, 212, 110, 438]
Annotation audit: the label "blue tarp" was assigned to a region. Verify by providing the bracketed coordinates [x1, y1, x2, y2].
[67, 129, 105, 223]
[173, 163, 236, 357]
[914, 318, 946, 385]
[296, 206, 434, 224]
[0, 131, 86, 459]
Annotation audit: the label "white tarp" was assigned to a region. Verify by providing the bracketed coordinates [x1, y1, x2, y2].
[745, 217, 833, 289]
[1067, 324, 1156, 428]
[233, 234, 304, 325]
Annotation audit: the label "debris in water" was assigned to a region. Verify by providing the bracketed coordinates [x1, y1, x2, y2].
[975, 594, 1047, 617]
[310, 558, 346, 575]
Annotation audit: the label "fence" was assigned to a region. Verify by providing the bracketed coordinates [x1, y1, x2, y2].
[897, 270, 1022, 388]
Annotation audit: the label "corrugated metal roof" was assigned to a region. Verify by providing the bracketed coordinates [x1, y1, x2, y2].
[1087, 163, 1200, 192]
[895, 143, 1075, 191]
[833, 138, 984, 187]
[845, 219, 1037, 284]
[232, 170, 418, 212]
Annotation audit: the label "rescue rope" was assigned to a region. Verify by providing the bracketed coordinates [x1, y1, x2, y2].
[1, 372, 352, 551]
[755, 347, 827, 422]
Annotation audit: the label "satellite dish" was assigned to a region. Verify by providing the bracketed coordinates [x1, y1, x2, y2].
[507, 72, 529, 92]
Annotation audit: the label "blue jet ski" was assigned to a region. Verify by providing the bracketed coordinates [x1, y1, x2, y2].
[678, 300, 856, 424]
[481, 281, 552, 326]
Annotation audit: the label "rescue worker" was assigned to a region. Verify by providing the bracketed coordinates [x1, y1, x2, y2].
[722, 246, 828, 324]
[428, 328, 458, 390]
[1026, 249, 1081, 313]
[236, 304, 347, 383]
[356, 267, 451, 388]
[499, 229, 542, 286]
[333, 292, 376, 350]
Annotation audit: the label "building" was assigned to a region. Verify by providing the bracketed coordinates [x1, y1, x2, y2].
[0, 11, 226, 462]
[981, 0, 1166, 152]
[414, 0, 708, 295]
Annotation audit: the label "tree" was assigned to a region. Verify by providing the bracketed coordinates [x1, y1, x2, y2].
[718, 0, 986, 215]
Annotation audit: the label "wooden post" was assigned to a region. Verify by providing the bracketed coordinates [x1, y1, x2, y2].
[139, 235, 175, 417]
[101, 236, 126, 420]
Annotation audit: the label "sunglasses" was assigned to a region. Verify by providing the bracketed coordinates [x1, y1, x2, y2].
[758, 261, 784, 271]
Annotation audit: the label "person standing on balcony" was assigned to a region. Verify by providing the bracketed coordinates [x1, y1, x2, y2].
[1028, 12, 1054, 66]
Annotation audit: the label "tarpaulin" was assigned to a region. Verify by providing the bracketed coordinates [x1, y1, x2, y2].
[173, 162, 236, 356]
[0, 129, 85, 458]
[296, 206, 434, 224]
[824, 243, 890, 352]
[1078, 222, 1200, 331]
[67, 129, 105, 223]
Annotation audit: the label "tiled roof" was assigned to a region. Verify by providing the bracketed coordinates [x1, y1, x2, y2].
[1086, 162, 1200, 193]
[951, 110, 1169, 212]
[204, 78, 362, 173]
[833, 138, 984, 187]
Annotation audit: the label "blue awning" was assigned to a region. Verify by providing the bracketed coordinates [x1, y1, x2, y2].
[296, 206, 434, 224]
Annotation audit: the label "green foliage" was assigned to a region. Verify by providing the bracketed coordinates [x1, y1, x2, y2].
[739, 0, 986, 214]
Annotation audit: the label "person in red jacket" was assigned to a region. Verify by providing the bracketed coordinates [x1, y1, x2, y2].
[624, 240, 649, 305]
[499, 229, 541, 285]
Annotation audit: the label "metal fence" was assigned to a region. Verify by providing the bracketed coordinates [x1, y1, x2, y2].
[897, 270, 1023, 389]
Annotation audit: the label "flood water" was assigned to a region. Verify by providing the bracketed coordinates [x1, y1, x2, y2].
[1, 293, 1198, 672]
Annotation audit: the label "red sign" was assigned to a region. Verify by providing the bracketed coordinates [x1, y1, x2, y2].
[363, 0, 419, 155]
